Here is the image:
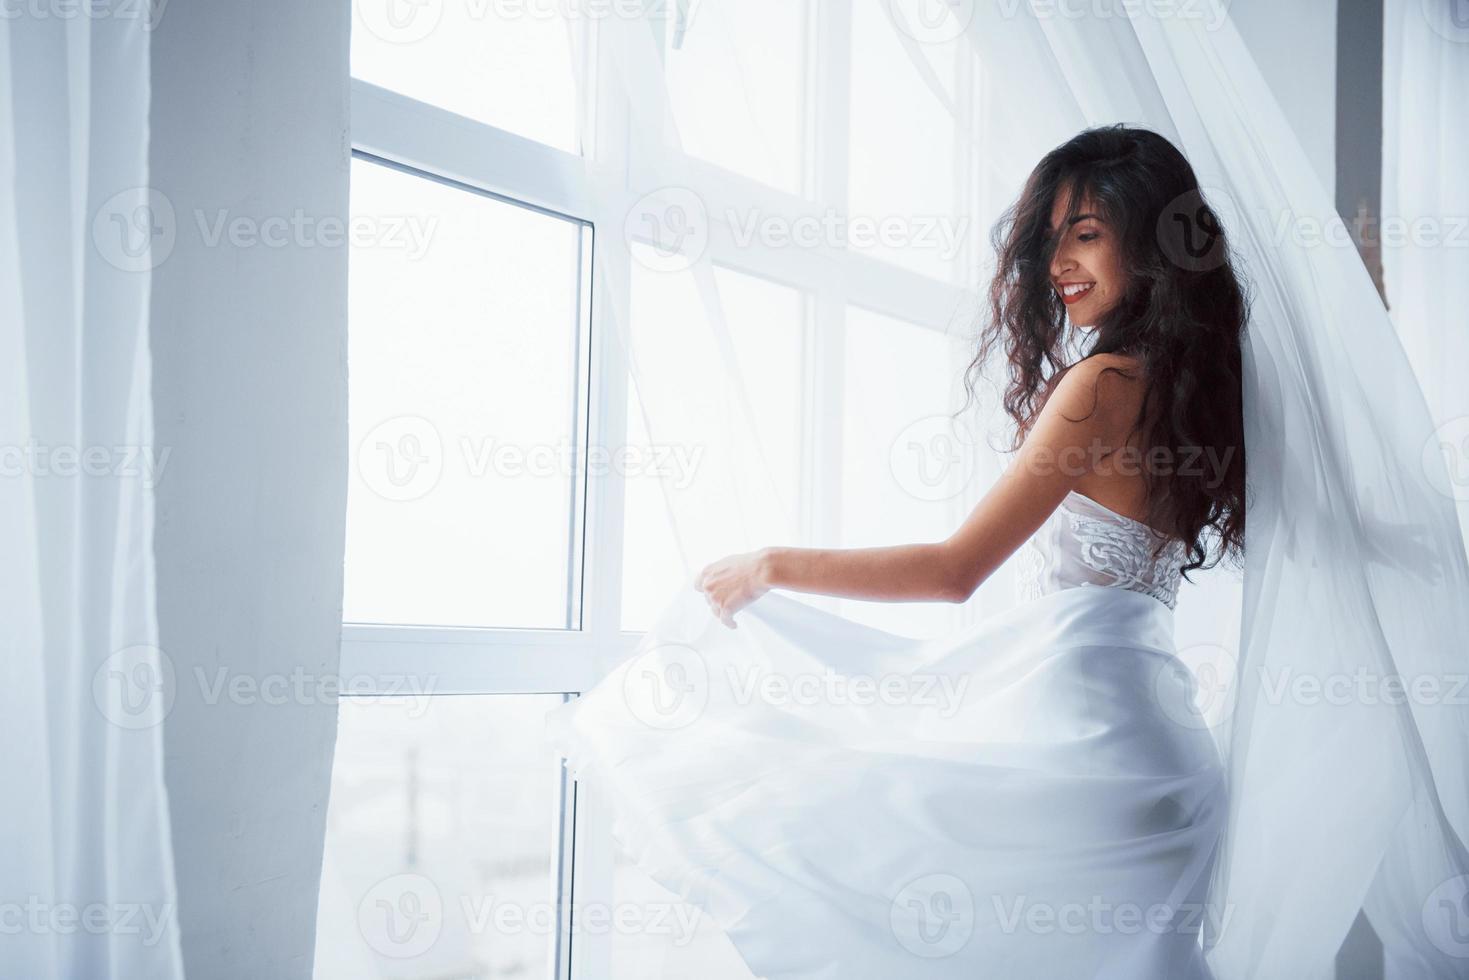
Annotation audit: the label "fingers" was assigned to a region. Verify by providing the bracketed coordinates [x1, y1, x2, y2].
[694, 565, 745, 628]
[700, 589, 739, 629]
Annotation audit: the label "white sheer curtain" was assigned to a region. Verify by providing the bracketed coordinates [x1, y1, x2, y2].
[575, 2, 1469, 977]
[0, 13, 183, 980]
[1383, 0, 1469, 546]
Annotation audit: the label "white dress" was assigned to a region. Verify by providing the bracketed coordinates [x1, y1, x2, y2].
[546, 491, 1226, 979]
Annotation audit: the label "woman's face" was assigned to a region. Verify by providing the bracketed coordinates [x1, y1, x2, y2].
[1048, 186, 1126, 328]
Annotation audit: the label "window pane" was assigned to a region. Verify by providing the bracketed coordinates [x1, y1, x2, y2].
[839, 307, 973, 637]
[352, 0, 585, 154]
[848, 2, 962, 281]
[346, 157, 586, 629]
[314, 694, 567, 979]
[608, 850, 757, 979]
[663, 0, 808, 192]
[620, 258, 806, 630]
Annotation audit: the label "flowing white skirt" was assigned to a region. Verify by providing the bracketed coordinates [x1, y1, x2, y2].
[546, 585, 1226, 979]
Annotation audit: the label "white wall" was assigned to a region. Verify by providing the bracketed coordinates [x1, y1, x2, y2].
[149, 1, 349, 976]
[1231, 0, 1339, 199]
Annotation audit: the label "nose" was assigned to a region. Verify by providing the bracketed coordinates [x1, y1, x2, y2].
[1049, 241, 1074, 281]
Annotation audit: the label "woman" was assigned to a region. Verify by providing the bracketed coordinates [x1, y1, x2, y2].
[549, 126, 1245, 978]
[696, 124, 1245, 621]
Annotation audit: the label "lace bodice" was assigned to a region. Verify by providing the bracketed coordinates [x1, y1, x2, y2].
[1015, 491, 1187, 609]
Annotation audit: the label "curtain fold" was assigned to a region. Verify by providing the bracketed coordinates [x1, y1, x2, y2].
[1383, 0, 1469, 550]
[0, 12, 183, 980]
[1125, 10, 1469, 978]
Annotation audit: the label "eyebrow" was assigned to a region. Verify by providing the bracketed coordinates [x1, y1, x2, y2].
[1049, 212, 1103, 232]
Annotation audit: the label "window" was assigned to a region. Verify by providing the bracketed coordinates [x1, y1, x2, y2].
[315, 695, 570, 978]
[344, 158, 590, 630]
[619, 260, 807, 630]
[659, 1, 808, 192]
[848, 1, 963, 281]
[351, 1, 588, 153]
[839, 306, 974, 637]
[323, 4, 990, 978]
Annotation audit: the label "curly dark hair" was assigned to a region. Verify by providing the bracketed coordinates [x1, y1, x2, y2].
[963, 124, 1247, 576]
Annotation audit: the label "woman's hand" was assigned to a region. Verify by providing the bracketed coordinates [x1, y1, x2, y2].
[695, 549, 773, 628]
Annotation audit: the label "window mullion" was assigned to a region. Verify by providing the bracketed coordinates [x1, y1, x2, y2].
[808, 0, 854, 553]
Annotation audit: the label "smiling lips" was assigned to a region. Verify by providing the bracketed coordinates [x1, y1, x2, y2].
[1057, 281, 1096, 305]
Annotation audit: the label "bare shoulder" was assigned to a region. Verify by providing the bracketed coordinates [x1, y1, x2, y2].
[1043, 352, 1148, 436]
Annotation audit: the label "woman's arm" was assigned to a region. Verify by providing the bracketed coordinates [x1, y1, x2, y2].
[694, 540, 964, 632]
[695, 354, 1145, 627]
